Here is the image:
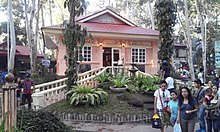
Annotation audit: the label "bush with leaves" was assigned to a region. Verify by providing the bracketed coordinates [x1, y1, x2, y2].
[96, 72, 112, 83]
[66, 85, 108, 106]
[17, 109, 72, 132]
[110, 74, 130, 88]
[128, 75, 161, 92]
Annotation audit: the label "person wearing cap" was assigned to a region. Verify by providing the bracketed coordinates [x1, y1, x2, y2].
[193, 79, 206, 132]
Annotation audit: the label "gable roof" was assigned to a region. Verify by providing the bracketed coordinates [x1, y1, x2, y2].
[42, 8, 159, 37]
[76, 8, 137, 27]
[78, 22, 159, 36]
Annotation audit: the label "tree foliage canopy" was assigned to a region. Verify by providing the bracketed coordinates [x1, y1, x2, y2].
[0, 0, 27, 44]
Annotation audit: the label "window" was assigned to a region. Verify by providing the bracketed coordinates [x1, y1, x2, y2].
[132, 48, 146, 63]
[79, 46, 92, 62]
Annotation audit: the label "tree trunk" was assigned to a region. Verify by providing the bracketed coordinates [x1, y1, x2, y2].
[25, 0, 37, 75]
[34, 0, 40, 63]
[69, 0, 76, 26]
[147, 1, 155, 30]
[8, 0, 16, 72]
[184, 0, 195, 80]
[195, 0, 206, 83]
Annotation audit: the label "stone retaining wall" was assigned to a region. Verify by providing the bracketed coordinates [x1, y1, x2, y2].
[59, 113, 152, 123]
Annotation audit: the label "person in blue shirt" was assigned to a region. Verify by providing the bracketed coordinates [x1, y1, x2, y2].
[177, 87, 198, 132]
[167, 91, 178, 127]
[1, 70, 7, 85]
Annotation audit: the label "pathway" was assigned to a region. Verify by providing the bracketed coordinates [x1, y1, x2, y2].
[65, 121, 173, 132]
[65, 121, 200, 132]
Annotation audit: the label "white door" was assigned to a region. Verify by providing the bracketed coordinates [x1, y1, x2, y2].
[111, 48, 121, 66]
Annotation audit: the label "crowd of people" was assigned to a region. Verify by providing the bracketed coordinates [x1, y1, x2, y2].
[154, 75, 220, 132]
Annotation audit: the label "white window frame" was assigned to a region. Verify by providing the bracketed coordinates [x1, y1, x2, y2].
[79, 46, 92, 62]
[131, 48, 146, 63]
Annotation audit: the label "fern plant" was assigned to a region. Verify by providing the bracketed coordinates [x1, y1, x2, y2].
[66, 85, 108, 106]
[110, 74, 130, 88]
[96, 72, 111, 83]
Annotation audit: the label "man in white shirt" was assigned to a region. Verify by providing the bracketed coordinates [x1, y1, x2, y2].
[154, 80, 170, 132]
[198, 67, 204, 85]
[164, 74, 175, 93]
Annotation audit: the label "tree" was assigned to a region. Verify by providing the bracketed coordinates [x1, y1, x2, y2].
[63, 0, 90, 91]
[0, 0, 27, 44]
[155, 0, 177, 69]
[184, 0, 195, 80]
[24, 0, 41, 75]
[195, 0, 207, 82]
[7, 0, 16, 72]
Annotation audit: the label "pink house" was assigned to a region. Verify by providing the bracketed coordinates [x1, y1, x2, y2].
[42, 8, 159, 76]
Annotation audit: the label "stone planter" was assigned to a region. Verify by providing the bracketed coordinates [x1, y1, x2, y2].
[109, 86, 128, 93]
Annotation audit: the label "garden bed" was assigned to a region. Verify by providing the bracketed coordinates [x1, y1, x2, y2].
[45, 91, 154, 116]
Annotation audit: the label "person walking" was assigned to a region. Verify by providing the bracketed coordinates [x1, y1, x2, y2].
[16, 77, 22, 107]
[154, 80, 170, 132]
[198, 67, 204, 86]
[193, 79, 206, 132]
[164, 74, 175, 94]
[177, 87, 198, 132]
[205, 86, 220, 132]
[167, 91, 178, 127]
[22, 73, 34, 109]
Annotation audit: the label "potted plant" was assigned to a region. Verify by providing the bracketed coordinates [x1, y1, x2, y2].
[109, 74, 130, 92]
[96, 72, 112, 89]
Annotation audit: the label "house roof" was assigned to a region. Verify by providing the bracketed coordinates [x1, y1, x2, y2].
[42, 8, 159, 36]
[78, 22, 159, 36]
[0, 42, 44, 58]
[76, 8, 137, 27]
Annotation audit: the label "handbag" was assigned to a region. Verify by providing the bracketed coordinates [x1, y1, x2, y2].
[151, 114, 162, 129]
[174, 122, 182, 132]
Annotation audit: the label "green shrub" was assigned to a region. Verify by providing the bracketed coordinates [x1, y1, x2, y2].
[96, 72, 111, 83]
[110, 74, 130, 88]
[132, 75, 160, 92]
[152, 75, 162, 84]
[66, 85, 109, 106]
[17, 109, 72, 132]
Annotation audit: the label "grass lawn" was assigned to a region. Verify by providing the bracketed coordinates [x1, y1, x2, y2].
[45, 90, 154, 115]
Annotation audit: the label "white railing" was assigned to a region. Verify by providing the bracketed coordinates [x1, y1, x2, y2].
[31, 66, 152, 109]
[136, 70, 153, 77]
[33, 78, 67, 92]
[32, 85, 66, 109]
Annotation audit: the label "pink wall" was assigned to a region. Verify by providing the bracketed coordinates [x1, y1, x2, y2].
[91, 46, 102, 69]
[56, 39, 67, 76]
[55, 38, 158, 76]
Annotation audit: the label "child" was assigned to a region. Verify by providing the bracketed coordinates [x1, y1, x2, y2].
[16, 77, 22, 107]
[203, 88, 214, 107]
[203, 88, 214, 118]
[154, 80, 170, 132]
[167, 91, 178, 127]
